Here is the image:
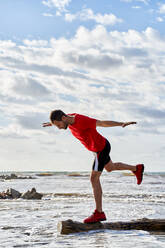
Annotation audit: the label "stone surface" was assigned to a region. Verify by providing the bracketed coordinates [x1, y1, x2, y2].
[6, 188, 21, 199]
[21, 188, 43, 200]
[0, 188, 43, 200]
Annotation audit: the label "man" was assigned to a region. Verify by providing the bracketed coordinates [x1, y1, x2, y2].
[43, 110, 144, 223]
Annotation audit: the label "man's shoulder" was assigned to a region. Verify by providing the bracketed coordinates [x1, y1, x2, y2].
[67, 113, 77, 116]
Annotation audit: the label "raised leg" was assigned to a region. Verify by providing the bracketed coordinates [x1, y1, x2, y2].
[104, 160, 136, 172]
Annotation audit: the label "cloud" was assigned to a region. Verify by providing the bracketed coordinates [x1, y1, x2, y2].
[0, 54, 89, 80]
[132, 6, 141, 9]
[129, 105, 165, 120]
[12, 77, 51, 99]
[158, 4, 165, 14]
[63, 51, 123, 70]
[156, 17, 164, 22]
[121, 0, 149, 4]
[23, 39, 48, 47]
[1, 24, 165, 171]
[0, 70, 50, 100]
[42, 0, 71, 12]
[65, 8, 123, 26]
[0, 25, 165, 139]
[16, 113, 48, 130]
[120, 47, 148, 57]
[0, 124, 27, 139]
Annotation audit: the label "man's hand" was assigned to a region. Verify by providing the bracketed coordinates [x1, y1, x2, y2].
[122, 122, 137, 128]
[42, 122, 52, 127]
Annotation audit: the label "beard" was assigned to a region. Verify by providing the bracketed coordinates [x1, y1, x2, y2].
[63, 121, 68, 129]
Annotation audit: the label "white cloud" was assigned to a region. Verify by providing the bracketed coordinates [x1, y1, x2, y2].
[0, 25, 165, 171]
[23, 39, 48, 47]
[132, 6, 141, 9]
[158, 3, 165, 14]
[156, 17, 164, 22]
[65, 13, 76, 22]
[121, 0, 149, 4]
[0, 26, 165, 130]
[42, 0, 71, 12]
[65, 8, 123, 26]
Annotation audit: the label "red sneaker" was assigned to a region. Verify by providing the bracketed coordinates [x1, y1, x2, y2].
[84, 209, 106, 224]
[133, 164, 144, 185]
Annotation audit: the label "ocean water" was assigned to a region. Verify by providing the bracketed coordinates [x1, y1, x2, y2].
[0, 171, 165, 247]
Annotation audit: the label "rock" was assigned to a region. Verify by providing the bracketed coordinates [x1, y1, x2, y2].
[0, 188, 21, 199]
[0, 188, 43, 200]
[0, 191, 11, 199]
[0, 173, 36, 180]
[6, 188, 21, 199]
[21, 188, 43, 200]
[11, 173, 18, 179]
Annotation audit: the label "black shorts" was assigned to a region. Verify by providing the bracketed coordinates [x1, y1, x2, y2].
[92, 139, 111, 172]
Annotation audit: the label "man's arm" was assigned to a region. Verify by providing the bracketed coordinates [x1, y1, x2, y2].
[96, 120, 137, 128]
[42, 122, 52, 127]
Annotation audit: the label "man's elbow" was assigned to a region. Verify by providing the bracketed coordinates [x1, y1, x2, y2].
[96, 120, 103, 127]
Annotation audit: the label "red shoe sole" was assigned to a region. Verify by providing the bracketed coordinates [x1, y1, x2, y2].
[138, 164, 144, 185]
[84, 218, 106, 224]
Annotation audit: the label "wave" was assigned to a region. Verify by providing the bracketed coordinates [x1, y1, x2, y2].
[44, 192, 165, 204]
[53, 193, 91, 198]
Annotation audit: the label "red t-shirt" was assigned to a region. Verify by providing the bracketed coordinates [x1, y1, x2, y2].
[68, 113, 106, 152]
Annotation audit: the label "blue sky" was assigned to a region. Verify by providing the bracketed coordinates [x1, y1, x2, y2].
[1, 0, 165, 40]
[0, 0, 165, 172]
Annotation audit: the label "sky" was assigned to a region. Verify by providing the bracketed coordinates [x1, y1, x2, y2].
[0, 0, 165, 172]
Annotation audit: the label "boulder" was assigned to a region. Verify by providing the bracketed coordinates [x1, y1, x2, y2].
[0, 188, 43, 200]
[6, 188, 21, 199]
[21, 188, 43, 200]
[0, 191, 11, 199]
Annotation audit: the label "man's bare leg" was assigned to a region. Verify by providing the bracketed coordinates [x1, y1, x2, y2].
[90, 171, 103, 212]
[104, 160, 136, 172]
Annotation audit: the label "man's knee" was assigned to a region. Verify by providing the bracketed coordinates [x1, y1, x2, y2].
[90, 172, 101, 184]
[104, 161, 115, 172]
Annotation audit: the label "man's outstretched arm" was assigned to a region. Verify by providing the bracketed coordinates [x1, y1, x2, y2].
[96, 120, 137, 128]
[42, 122, 52, 127]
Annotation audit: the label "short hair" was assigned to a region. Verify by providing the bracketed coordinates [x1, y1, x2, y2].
[50, 110, 67, 122]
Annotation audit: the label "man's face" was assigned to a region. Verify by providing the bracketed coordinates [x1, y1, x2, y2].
[53, 119, 68, 130]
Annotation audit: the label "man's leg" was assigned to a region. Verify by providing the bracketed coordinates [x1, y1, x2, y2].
[83, 170, 106, 223]
[90, 170, 102, 212]
[104, 160, 136, 172]
[104, 160, 144, 185]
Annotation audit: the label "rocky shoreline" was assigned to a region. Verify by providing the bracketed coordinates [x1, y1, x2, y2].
[0, 188, 43, 200]
[0, 173, 36, 180]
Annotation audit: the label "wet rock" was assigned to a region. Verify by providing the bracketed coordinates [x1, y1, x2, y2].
[6, 188, 21, 199]
[0, 173, 35, 180]
[0, 188, 43, 200]
[0, 188, 21, 199]
[21, 188, 43, 200]
[0, 191, 11, 199]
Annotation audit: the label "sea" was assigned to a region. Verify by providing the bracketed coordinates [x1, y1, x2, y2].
[0, 171, 165, 248]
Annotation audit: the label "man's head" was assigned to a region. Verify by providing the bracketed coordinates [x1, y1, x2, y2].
[50, 110, 68, 129]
